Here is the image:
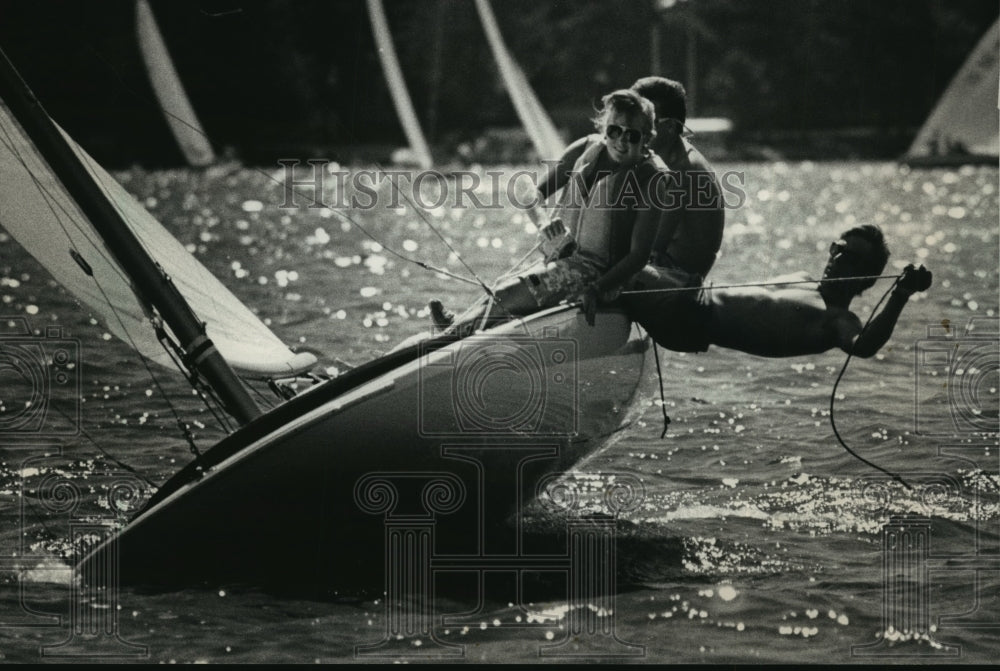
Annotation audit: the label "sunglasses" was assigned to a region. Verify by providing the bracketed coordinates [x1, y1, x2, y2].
[659, 116, 697, 135]
[829, 239, 860, 259]
[605, 124, 644, 144]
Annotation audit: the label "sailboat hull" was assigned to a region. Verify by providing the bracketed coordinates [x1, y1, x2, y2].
[80, 306, 648, 593]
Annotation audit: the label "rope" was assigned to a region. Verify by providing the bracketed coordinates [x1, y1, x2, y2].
[648, 330, 672, 438]
[621, 274, 901, 295]
[496, 240, 545, 283]
[829, 278, 913, 490]
[77, 23, 555, 344]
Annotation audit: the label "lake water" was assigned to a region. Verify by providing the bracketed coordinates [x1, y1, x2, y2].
[0, 161, 996, 663]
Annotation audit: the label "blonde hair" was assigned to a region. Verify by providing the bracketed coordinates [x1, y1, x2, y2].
[592, 89, 656, 137]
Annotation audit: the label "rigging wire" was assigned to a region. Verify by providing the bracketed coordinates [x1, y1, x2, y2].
[1, 109, 225, 441]
[625, 265, 913, 487]
[79, 33, 530, 322]
[10, 34, 512, 474]
[643, 325, 671, 438]
[10, 41, 275, 437]
[11, 28, 501, 458]
[75, 148, 238, 438]
[3, 120, 167, 481]
[79, 21, 559, 363]
[153, 321, 235, 439]
[7, 14, 566, 504]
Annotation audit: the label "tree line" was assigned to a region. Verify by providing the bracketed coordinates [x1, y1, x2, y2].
[0, 0, 995, 164]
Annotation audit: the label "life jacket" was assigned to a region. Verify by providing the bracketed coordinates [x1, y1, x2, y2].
[553, 135, 665, 268]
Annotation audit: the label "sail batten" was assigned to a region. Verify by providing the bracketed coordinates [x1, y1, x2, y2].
[0, 99, 315, 377]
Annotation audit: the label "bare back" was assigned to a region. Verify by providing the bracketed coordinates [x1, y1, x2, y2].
[706, 279, 862, 357]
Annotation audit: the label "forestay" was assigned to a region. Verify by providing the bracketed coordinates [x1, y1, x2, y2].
[0, 99, 315, 377]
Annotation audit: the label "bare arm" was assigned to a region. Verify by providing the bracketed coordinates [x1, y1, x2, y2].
[840, 265, 932, 357]
[581, 205, 659, 326]
[840, 290, 910, 358]
[536, 136, 589, 201]
[651, 208, 679, 259]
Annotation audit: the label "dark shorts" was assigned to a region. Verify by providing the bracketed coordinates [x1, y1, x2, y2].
[622, 264, 712, 353]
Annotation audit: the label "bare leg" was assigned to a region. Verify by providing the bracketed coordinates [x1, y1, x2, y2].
[492, 278, 541, 316]
[430, 278, 543, 335]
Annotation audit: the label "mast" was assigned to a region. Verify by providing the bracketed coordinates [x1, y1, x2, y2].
[0, 47, 261, 425]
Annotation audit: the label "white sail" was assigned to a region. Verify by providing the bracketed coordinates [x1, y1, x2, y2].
[0, 99, 315, 377]
[136, 0, 216, 167]
[365, 0, 434, 169]
[474, 0, 565, 160]
[906, 19, 999, 160]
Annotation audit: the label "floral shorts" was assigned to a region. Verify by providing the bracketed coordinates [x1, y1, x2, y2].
[521, 255, 604, 308]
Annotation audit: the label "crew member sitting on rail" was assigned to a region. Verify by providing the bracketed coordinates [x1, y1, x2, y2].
[431, 88, 669, 331]
[536, 77, 725, 286]
[631, 76, 725, 280]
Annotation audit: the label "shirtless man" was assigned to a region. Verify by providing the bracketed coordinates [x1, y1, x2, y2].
[631, 76, 725, 280]
[628, 225, 932, 357]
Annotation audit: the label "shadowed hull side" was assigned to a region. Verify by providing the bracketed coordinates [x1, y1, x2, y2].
[79, 307, 648, 593]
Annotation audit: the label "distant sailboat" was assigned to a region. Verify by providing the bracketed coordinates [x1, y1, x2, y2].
[0, 47, 647, 592]
[474, 0, 565, 160]
[366, 0, 434, 168]
[904, 19, 999, 166]
[136, 0, 216, 167]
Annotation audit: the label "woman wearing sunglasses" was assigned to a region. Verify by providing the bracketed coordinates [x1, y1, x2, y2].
[431, 88, 668, 330]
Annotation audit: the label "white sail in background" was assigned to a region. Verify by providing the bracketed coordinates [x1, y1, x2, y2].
[136, 0, 216, 167]
[906, 19, 999, 160]
[474, 0, 565, 160]
[365, 0, 434, 169]
[0, 99, 314, 376]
